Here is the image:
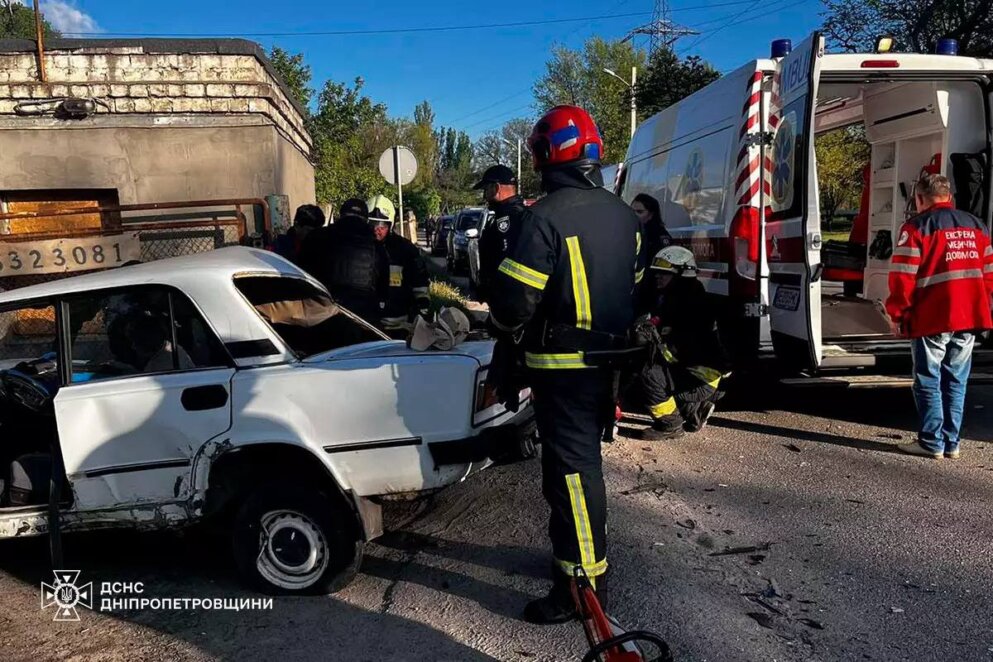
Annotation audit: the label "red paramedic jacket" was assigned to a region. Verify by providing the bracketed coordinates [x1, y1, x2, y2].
[886, 202, 993, 338]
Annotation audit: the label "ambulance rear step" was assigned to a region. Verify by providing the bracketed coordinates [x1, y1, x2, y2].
[781, 372, 993, 389]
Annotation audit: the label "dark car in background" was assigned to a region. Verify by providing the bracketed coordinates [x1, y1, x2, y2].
[431, 215, 454, 256]
[447, 208, 486, 274]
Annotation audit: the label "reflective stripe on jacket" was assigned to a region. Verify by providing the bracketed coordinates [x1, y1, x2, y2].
[885, 202, 993, 338]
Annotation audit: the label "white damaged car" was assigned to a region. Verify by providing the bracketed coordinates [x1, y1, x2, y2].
[0, 247, 533, 594]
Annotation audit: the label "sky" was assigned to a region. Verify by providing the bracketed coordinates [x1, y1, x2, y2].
[33, 0, 822, 136]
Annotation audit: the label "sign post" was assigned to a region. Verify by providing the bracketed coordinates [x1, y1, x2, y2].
[379, 146, 418, 240]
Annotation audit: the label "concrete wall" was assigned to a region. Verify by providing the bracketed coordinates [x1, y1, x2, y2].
[0, 40, 315, 213]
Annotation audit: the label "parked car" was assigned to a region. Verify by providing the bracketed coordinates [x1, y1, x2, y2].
[467, 211, 496, 291]
[431, 215, 454, 256]
[447, 208, 487, 274]
[0, 247, 534, 595]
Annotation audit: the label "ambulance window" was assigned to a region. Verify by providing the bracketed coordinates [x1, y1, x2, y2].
[663, 128, 732, 229]
[769, 95, 809, 222]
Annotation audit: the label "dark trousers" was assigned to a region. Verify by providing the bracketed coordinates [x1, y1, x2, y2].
[639, 361, 721, 424]
[530, 368, 610, 579]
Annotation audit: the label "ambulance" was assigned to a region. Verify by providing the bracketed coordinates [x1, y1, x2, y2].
[618, 32, 992, 376]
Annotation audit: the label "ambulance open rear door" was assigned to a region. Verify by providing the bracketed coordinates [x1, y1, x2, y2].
[764, 32, 825, 370]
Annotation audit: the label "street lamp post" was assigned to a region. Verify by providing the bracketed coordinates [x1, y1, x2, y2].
[500, 137, 523, 192]
[603, 66, 637, 138]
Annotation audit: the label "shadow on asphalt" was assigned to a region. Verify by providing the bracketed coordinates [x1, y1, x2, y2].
[0, 528, 498, 660]
[706, 417, 907, 455]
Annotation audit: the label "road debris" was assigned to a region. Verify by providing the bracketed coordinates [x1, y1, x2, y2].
[621, 480, 668, 496]
[676, 518, 697, 530]
[785, 443, 803, 453]
[890, 607, 905, 614]
[746, 612, 776, 629]
[709, 542, 773, 557]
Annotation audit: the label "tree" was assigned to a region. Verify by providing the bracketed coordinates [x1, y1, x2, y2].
[473, 118, 540, 198]
[822, 0, 993, 57]
[268, 47, 314, 110]
[311, 77, 392, 208]
[636, 47, 720, 117]
[533, 37, 646, 163]
[0, 1, 59, 39]
[815, 126, 870, 224]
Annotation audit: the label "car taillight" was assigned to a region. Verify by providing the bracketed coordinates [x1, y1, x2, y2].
[730, 206, 760, 281]
[476, 380, 500, 412]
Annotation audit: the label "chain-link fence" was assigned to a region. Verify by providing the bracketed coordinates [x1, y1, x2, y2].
[0, 199, 269, 292]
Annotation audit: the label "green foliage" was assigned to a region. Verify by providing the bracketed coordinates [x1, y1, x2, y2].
[822, 0, 993, 57]
[405, 186, 442, 222]
[533, 37, 646, 163]
[815, 126, 871, 222]
[636, 47, 720, 118]
[0, 2, 59, 39]
[428, 280, 470, 315]
[267, 47, 314, 110]
[311, 77, 393, 209]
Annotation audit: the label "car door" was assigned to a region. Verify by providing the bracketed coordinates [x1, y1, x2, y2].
[765, 32, 825, 370]
[53, 286, 234, 511]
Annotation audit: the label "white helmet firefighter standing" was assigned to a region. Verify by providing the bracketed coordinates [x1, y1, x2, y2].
[633, 245, 729, 440]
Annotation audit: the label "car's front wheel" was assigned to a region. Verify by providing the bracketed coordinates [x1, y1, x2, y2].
[232, 482, 363, 595]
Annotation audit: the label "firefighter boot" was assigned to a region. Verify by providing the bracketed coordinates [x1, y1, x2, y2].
[684, 400, 717, 433]
[636, 416, 685, 441]
[523, 572, 577, 624]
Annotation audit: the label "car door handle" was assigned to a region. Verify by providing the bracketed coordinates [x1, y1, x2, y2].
[181, 384, 229, 412]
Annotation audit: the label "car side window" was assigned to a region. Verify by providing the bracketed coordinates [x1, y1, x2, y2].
[66, 287, 228, 384]
[0, 303, 58, 369]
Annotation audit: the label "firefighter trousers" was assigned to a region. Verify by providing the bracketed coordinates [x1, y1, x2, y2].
[530, 368, 611, 580]
[639, 361, 723, 424]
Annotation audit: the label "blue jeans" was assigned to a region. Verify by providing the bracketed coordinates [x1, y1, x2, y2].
[911, 332, 975, 454]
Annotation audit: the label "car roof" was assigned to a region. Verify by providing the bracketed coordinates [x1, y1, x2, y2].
[0, 247, 312, 367]
[0, 246, 302, 305]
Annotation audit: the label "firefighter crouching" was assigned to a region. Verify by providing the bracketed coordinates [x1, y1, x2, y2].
[488, 105, 642, 624]
[631, 246, 728, 441]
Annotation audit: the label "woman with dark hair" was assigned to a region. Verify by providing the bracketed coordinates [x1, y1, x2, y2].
[631, 193, 673, 259]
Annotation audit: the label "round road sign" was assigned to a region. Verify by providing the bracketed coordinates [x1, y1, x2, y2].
[379, 146, 418, 186]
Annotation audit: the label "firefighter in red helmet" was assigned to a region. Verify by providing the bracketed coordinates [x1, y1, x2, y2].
[488, 105, 644, 623]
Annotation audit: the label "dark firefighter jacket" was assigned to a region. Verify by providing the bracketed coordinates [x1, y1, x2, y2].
[646, 276, 728, 371]
[380, 232, 431, 322]
[488, 167, 643, 369]
[298, 216, 388, 322]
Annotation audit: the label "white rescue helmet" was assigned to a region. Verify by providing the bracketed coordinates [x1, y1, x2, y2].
[650, 246, 697, 277]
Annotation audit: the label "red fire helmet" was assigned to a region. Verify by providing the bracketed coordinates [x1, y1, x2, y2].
[527, 105, 604, 170]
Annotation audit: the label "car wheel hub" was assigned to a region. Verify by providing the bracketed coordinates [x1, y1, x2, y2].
[256, 510, 329, 590]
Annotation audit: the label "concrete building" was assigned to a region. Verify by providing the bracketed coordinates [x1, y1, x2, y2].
[0, 38, 314, 237]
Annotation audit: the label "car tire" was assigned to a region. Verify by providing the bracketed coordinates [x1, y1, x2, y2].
[232, 482, 363, 596]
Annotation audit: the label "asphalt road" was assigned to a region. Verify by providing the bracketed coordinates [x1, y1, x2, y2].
[1, 381, 992, 661]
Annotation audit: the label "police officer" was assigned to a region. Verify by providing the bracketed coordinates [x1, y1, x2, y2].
[367, 195, 431, 334]
[633, 246, 728, 441]
[473, 164, 526, 303]
[488, 105, 642, 624]
[298, 198, 388, 323]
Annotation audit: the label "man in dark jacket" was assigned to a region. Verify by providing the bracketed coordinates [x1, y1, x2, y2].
[367, 195, 431, 334]
[473, 164, 526, 303]
[298, 198, 387, 323]
[488, 105, 641, 624]
[633, 246, 728, 441]
[274, 204, 325, 264]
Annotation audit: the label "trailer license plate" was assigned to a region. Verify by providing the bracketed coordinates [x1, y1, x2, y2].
[0, 233, 140, 277]
[773, 286, 801, 311]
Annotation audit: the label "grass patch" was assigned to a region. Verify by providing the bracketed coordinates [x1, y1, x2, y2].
[429, 279, 470, 315]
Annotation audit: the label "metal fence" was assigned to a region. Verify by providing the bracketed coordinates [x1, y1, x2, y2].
[0, 199, 270, 290]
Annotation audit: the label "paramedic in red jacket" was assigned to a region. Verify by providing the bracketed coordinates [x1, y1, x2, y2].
[886, 174, 993, 459]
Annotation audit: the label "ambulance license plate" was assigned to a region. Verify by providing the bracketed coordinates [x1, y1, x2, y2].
[773, 286, 801, 311]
